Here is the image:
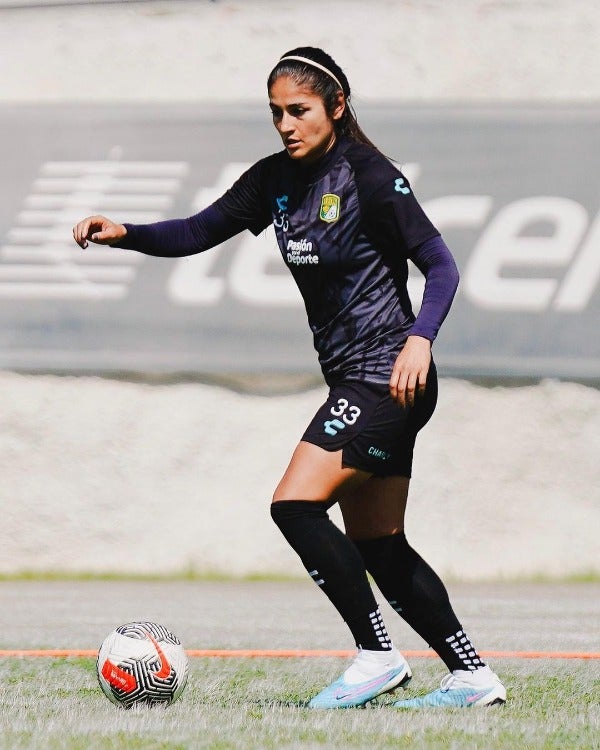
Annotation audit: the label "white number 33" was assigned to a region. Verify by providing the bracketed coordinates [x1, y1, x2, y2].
[330, 398, 362, 425]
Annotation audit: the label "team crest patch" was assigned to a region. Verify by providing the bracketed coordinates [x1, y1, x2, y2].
[319, 193, 341, 223]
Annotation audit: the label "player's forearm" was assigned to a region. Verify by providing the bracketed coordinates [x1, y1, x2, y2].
[408, 235, 460, 341]
[114, 205, 241, 257]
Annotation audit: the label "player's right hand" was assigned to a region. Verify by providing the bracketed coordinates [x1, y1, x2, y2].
[72, 215, 127, 249]
[389, 335, 432, 408]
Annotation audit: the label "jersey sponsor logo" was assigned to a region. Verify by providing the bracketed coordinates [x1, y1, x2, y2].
[394, 177, 411, 195]
[286, 237, 319, 266]
[319, 193, 341, 223]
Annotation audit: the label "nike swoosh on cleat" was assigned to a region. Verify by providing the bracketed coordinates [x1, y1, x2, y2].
[466, 689, 493, 704]
[334, 670, 399, 701]
[147, 633, 172, 679]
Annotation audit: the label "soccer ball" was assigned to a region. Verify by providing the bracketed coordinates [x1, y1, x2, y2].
[97, 621, 189, 708]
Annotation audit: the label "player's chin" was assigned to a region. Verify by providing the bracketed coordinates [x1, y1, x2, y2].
[286, 147, 306, 160]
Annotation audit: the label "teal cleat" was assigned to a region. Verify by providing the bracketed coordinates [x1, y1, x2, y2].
[394, 667, 506, 709]
[308, 652, 412, 709]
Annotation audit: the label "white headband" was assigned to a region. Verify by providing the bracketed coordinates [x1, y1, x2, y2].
[277, 55, 346, 94]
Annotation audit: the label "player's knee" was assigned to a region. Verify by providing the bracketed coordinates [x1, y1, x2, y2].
[270, 499, 329, 535]
[270, 499, 300, 532]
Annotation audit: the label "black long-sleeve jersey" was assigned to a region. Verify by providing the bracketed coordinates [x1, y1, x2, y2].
[214, 137, 447, 384]
[119, 137, 459, 385]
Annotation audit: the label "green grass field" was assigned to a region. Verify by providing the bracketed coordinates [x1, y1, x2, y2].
[1, 656, 598, 749]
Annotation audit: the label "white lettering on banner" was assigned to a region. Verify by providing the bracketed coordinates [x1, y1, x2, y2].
[0, 160, 187, 300]
[1, 158, 598, 312]
[464, 198, 588, 311]
[167, 249, 226, 305]
[553, 211, 600, 312]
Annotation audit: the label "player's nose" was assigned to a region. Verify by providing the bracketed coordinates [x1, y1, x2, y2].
[279, 111, 295, 134]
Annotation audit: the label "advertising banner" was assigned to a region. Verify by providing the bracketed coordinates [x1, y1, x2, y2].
[1, 104, 598, 380]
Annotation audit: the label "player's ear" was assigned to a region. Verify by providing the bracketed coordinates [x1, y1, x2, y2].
[332, 91, 345, 121]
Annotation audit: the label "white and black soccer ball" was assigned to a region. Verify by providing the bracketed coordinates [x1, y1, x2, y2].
[97, 621, 189, 708]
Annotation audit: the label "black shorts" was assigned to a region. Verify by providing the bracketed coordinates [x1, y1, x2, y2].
[301, 363, 438, 477]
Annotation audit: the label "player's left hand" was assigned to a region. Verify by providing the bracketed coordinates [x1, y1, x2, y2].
[389, 335, 432, 408]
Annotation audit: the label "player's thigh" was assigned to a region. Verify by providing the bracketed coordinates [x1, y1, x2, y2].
[339, 475, 410, 540]
[273, 440, 371, 502]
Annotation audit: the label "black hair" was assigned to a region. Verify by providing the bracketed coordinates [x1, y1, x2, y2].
[267, 46, 378, 150]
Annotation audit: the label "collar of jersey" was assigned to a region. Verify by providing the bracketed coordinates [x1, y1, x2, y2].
[288, 137, 350, 184]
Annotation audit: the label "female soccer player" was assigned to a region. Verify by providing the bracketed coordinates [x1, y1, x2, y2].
[73, 47, 506, 709]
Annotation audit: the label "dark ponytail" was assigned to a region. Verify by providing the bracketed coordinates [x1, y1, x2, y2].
[267, 46, 379, 151]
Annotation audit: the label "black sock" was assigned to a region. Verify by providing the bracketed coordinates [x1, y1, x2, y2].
[354, 532, 485, 671]
[271, 500, 392, 652]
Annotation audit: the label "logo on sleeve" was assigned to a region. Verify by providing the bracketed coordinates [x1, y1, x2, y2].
[319, 193, 341, 223]
[274, 194, 289, 231]
[394, 177, 411, 195]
